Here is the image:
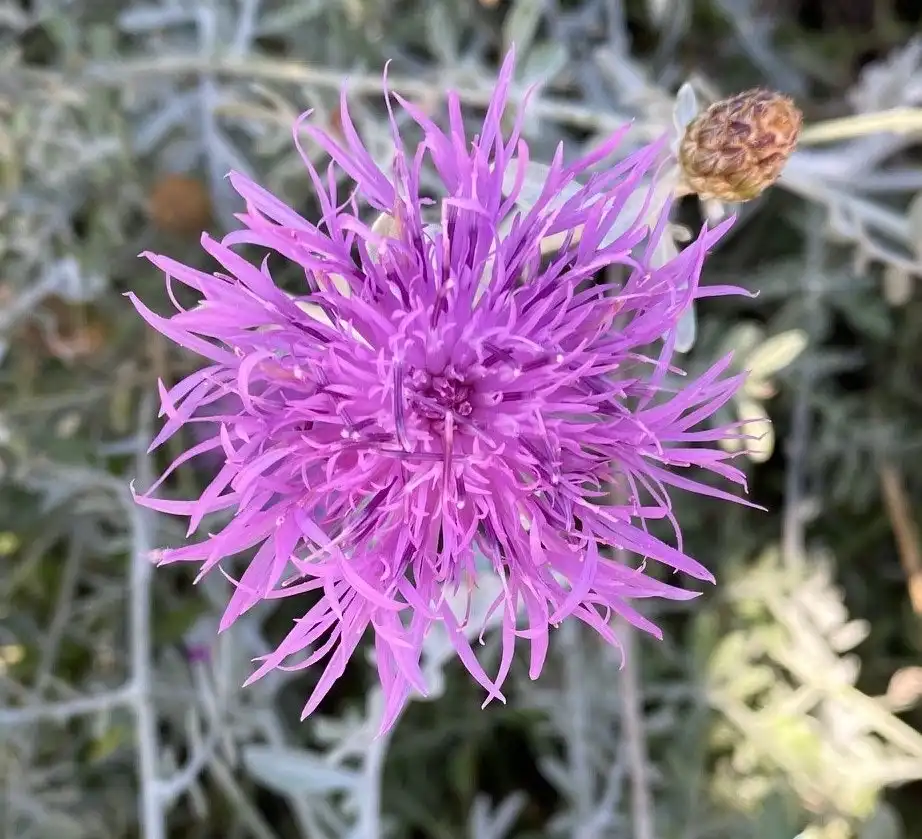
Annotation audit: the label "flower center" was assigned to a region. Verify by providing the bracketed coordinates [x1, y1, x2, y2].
[409, 367, 474, 425]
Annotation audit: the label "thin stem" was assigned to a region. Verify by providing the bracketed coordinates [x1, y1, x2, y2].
[158, 728, 220, 805]
[126, 395, 165, 839]
[33, 534, 84, 691]
[799, 107, 922, 145]
[879, 463, 922, 615]
[559, 621, 595, 835]
[616, 614, 655, 839]
[0, 684, 135, 726]
[356, 691, 393, 839]
[782, 210, 826, 569]
[22, 56, 636, 135]
[207, 756, 283, 839]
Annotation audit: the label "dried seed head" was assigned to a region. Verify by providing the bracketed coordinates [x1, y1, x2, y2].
[148, 173, 213, 237]
[677, 88, 802, 203]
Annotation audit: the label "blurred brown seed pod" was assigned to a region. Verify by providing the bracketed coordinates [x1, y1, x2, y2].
[678, 88, 802, 203]
[147, 173, 213, 237]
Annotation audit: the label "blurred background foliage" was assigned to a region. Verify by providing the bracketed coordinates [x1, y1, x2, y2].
[2, 0, 922, 838]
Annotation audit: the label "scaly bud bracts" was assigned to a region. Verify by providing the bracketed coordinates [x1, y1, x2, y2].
[678, 88, 802, 202]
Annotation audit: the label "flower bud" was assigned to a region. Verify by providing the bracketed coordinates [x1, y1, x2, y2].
[678, 88, 802, 202]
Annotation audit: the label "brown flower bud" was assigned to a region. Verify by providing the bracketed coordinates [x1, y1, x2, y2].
[678, 88, 802, 203]
[148, 173, 213, 237]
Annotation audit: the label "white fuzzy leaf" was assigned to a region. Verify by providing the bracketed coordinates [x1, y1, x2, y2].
[242, 745, 360, 797]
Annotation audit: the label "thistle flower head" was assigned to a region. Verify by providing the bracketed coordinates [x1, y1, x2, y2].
[131, 50, 752, 732]
[678, 88, 802, 202]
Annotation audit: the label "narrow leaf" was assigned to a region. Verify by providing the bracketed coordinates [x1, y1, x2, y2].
[242, 745, 360, 797]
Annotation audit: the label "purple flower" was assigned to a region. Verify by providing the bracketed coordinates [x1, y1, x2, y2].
[131, 50, 751, 731]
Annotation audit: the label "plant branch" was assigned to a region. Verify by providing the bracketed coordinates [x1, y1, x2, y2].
[616, 616, 655, 839]
[125, 394, 165, 839]
[0, 685, 136, 726]
[879, 462, 922, 615]
[782, 212, 826, 568]
[20, 56, 636, 135]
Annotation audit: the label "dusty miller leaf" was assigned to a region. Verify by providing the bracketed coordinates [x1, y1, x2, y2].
[731, 395, 773, 463]
[519, 42, 569, 87]
[720, 321, 766, 363]
[882, 264, 913, 306]
[745, 329, 808, 385]
[242, 745, 360, 797]
[906, 192, 922, 262]
[674, 307, 697, 353]
[673, 81, 699, 135]
[467, 793, 527, 839]
[503, 0, 544, 59]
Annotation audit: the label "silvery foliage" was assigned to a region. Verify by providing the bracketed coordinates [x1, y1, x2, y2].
[3, 1, 922, 839]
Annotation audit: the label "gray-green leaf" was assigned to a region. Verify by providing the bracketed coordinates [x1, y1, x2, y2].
[673, 82, 700, 135]
[503, 0, 544, 59]
[519, 42, 569, 88]
[745, 329, 808, 384]
[242, 745, 360, 797]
